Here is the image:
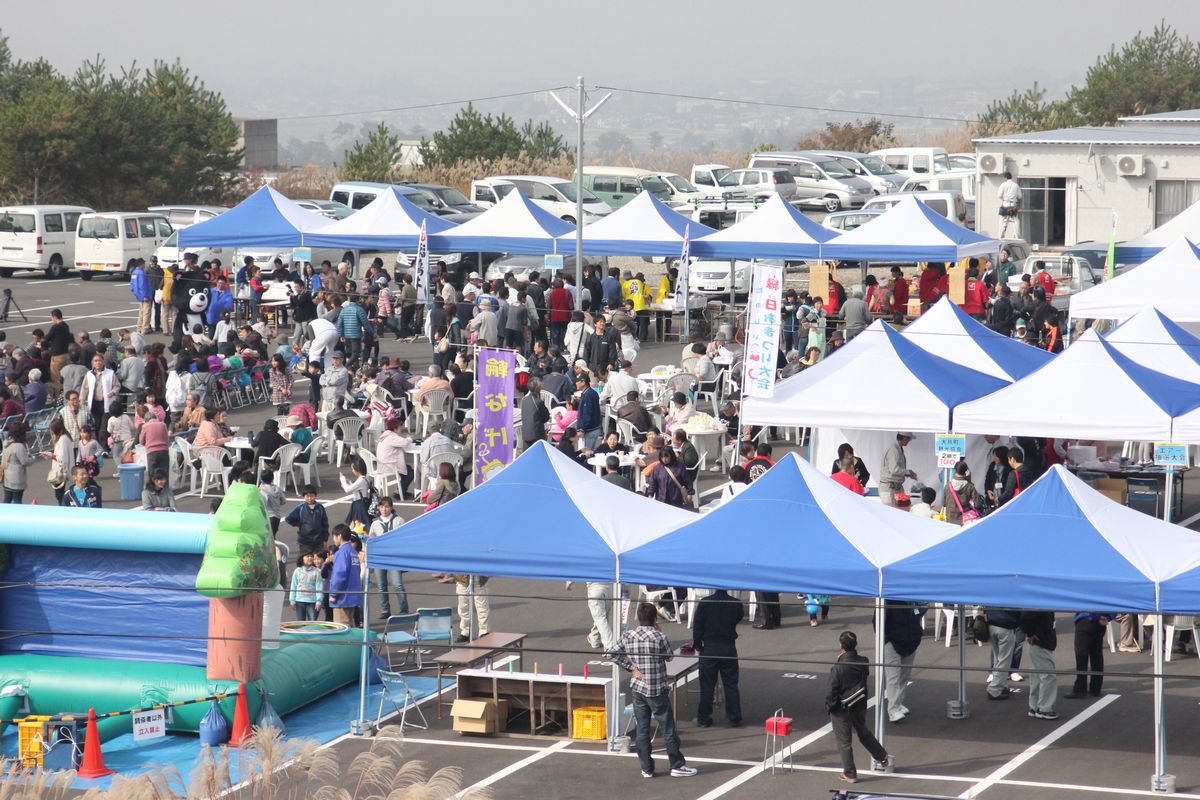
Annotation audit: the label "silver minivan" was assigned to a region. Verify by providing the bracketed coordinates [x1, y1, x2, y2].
[747, 151, 874, 211]
[808, 150, 904, 195]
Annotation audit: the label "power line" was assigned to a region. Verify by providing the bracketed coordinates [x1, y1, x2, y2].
[593, 85, 973, 125]
[275, 87, 571, 122]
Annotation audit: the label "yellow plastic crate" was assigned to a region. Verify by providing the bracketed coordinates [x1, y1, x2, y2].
[572, 706, 606, 740]
[18, 716, 51, 767]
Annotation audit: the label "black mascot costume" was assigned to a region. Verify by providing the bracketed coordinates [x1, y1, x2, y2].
[171, 261, 211, 349]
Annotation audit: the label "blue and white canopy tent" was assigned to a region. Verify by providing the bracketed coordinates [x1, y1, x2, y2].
[822, 195, 998, 261]
[1070, 237, 1200, 323]
[178, 186, 332, 249]
[954, 327, 1200, 443]
[304, 186, 454, 250]
[886, 464, 1200, 789]
[368, 441, 693, 583]
[1103, 306, 1200, 384]
[901, 297, 1054, 382]
[558, 190, 715, 258]
[426, 190, 575, 255]
[689, 194, 835, 261]
[741, 319, 1009, 433]
[621, 453, 956, 596]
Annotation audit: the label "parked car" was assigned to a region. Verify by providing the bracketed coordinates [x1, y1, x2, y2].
[948, 152, 977, 170]
[869, 147, 952, 180]
[899, 168, 977, 201]
[469, 176, 611, 224]
[400, 183, 484, 214]
[154, 231, 229, 270]
[1008, 253, 1107, 306]
[484, 253, 603, 283]
[649, 171, 716, 206]
[727, 168, 797, 201]
[747, 151, 873, 210]
[329, 182, 451, 216]
[822, 208, 886, 232]
[686, 257, 789, 298]
[74, 212, 172, 280]
[295, 199, 353, 219]
[582, 167, 676, 209]
[689, 164, 749, 199]
[147, 205, 228, 229]
[0, 205, 92, 278]
[808, 150, 905, 195]
[864, 190, 972, 228]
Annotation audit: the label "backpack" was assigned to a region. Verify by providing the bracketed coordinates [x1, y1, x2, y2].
[165, 371, 186, 410]
[366, 478, 381, 519]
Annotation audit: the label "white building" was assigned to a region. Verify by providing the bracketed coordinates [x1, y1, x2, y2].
[973, 110, 1200, 248]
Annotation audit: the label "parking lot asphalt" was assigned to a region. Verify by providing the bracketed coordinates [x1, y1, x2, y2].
[5, 270, 1200, 800]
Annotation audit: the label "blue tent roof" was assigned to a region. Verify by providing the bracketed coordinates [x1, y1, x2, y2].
[620, 454, 955, 596]
[559, 191, 716, 257]
[427, 191, 575, 255]
[902, 297, 1053, 381]
[304, 187, 455, 249]
[367, 442, 692, 582]
[885, 465, 1200, 612]
[178, 186, 331, 248]
[690, 194, 836, 260]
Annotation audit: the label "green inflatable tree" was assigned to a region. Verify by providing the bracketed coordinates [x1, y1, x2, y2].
[195, 483, 278, 598]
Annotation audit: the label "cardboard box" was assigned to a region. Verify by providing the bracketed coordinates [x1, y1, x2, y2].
[1092, 477, 1126, 504]
[451, 698, 510, 734]
[907, 298, 922, 317]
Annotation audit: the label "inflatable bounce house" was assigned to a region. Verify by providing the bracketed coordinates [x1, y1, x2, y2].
[0, 484, 364, 753]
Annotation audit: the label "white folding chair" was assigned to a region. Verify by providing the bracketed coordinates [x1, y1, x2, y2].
[417, 389, 451, 436]
[197, 446, 233, 497]
[374, 669, 429, 732]
[332, 417, 365, 468]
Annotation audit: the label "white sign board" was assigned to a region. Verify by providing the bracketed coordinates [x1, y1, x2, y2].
[132, 708, 167, 742]
[935, 434, 967, 469]
[742, 264, 784, 399]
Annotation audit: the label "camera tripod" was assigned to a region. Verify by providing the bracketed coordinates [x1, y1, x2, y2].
[1, 288, 27, 322]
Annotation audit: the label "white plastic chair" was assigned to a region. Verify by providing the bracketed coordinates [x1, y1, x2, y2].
[332, 417, 365, 468]
[417, 389, 451, 436]
[295, 437, 325, 488]
[424, 452, 464, 495]
[175, 437, 201, 493]
[258, 442, 302, 493]
[1166, 616, 1199, 661]
[197, 446, 233, 497]
[640, 586, 681, 622]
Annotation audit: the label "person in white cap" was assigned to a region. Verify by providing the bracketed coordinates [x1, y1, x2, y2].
[467, 297, 500, 346]
[879, 432, 917, 507]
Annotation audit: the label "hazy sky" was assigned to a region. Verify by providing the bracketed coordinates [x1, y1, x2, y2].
[7, 0, 1200, 136]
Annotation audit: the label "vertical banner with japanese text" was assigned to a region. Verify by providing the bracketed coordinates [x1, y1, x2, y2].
[475, 348, 516, 482]
[742, 264, 784, 399]
[414, 219, 430, 304]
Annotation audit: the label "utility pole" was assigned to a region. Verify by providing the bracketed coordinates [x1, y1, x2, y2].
[550, 78, 611, 308]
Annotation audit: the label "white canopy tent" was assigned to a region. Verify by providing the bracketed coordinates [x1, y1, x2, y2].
[901, 297, 1054, 381]
[954, 328, 1200, 441]
[426, 190, 574, 255]
[304, 186, 454, 250]
[689, 193, 835, 260]
[822, 195, 999, 261]
[1103, 306, 1200, 384]
[741, 319, 1008, 432]
[1069, 237, 1200, 323]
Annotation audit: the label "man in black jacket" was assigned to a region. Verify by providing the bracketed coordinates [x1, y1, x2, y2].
[1020, 610, 1059, 720]
[989, 284, 1016, 336]
[692, 589, 743, 727]
[826, 631, 891, 783]
[585, 316, 620, 375]
[999, 446, 1035, 506]
[520, 380, 550, 448]
[883, 599, 924, 723]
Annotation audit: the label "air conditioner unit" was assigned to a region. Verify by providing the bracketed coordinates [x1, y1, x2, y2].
[977, 152, 1005, 174]
[1116, 153, 1145, 177]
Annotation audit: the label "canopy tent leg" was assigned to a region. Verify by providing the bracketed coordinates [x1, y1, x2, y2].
[608, 567, 624, 752]
[468, 575, 478, 642]
[872, 597, 887, 760]
[1163, 466, 1176, 523]
[353, 575, 371, 735]
[1152, 616, 1174, 792]
[947, 604, 970, 719]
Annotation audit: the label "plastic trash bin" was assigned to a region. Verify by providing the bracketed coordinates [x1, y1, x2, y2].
[118, 463, 146, 501]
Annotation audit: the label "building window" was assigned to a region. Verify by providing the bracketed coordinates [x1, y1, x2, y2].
[1156, 180, 1200, 228]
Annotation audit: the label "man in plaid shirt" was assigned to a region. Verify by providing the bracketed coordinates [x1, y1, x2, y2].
[609, 602, 697, 779]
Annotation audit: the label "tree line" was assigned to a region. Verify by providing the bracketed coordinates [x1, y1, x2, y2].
[0, 30, 242, 209]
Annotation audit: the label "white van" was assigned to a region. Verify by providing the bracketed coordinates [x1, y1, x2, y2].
[868, 147, 951, 180]
[899, 169, 977, 201]
[74, 212, 173, 281]
[582, 167, 678, 209]
[0, 205, 93, 278]
[470, 176, 611, 224]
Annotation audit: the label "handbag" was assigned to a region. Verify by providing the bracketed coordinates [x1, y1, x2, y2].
[659, 463, 692, 506]
[948, 484, 981, 525]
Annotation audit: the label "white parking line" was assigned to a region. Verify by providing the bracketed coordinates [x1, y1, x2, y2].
[4, 308, 137, 330]
[25, 278, 79, 285]
[3, 300, 91, 314]
[452, 739, 572, 798]
[959, 693, 1120, 798]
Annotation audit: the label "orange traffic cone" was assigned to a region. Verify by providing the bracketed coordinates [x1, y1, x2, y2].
[229, 683, 251, 747]
[76, 708, 116, 779]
